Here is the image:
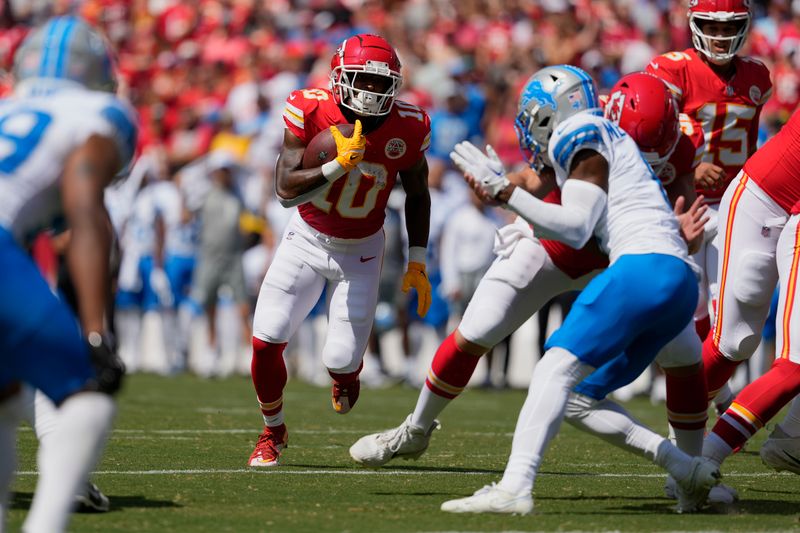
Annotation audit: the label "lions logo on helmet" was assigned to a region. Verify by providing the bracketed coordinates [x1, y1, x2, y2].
[514, 65, 600, 170]
[12, 16, 117, 94]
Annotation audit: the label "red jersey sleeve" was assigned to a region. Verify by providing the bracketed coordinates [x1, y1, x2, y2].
[391, 100, 432, 166]
[646, 51, 690, 102]
[282, 89, 324, 144]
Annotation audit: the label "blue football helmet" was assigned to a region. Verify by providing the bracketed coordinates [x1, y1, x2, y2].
[12, 15, 117, 93]
[514, 65, 600, 170]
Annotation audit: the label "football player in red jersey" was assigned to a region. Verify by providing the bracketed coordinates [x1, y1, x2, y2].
[647, 0, 772, 356]
[349, 72, 730, 508]
[694, 105, 800, 482]
[247, 34, 432, 467]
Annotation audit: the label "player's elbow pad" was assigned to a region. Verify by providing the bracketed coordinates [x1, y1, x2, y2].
[507, 179, 606, 249]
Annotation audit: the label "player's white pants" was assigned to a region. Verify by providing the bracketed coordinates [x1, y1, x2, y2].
[713, 172, 786, 361]
[655, 318, 703, 368]
[774, 214, 800, 363]
[458, 227, 597, 349]
[692, 201, 719, 322]
[252, 213, 383, 373]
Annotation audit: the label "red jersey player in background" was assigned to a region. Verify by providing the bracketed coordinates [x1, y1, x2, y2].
[694, 105, 800, 494]
[247, 34, 432, 467]
[646, 0, 772, 412]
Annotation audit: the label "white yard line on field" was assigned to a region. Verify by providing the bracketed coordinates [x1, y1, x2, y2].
[12, 468, 790, 477]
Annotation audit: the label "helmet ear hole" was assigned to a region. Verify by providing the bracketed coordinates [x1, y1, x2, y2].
[539, 116, 550, 128]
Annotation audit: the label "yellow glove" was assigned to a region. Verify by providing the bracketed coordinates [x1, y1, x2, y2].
[402, 261, 432, 318]
[330, 119, 366, 173]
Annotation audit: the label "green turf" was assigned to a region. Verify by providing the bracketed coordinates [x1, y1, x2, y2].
[8, 374, 800, 532]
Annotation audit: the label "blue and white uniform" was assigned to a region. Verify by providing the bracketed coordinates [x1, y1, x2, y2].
[541, 111, 699, 399]
[0, 86, 137, 403]
[156, 180, 198, 307]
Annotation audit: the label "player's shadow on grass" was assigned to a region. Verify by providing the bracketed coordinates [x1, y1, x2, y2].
[11, 492, 182, 511]
[289, 463, 504, 474]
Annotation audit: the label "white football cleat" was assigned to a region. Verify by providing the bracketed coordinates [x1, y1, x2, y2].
[349, 414, 439, 467]
[664, 475, 738, 504]
[440, 483, 533, 515]
[674, 457, 722, 513]
[760, 425, 800, 475]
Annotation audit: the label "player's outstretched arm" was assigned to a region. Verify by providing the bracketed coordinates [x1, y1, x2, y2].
[61, 135, 122, 335]
[501, 150, 607, 248]
[400, 155, 432, 317]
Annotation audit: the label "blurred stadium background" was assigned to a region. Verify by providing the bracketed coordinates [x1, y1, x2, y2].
[1, 0, 795, 398]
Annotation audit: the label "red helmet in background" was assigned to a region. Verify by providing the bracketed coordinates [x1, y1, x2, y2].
[329, 34, 402, 117]
[604, 72, 679, 174]
[688, 0, 751, 63]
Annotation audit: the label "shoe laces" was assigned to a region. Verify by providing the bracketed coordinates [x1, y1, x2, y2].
[377, 421, 416, 453]
[256, 427, 286, 454]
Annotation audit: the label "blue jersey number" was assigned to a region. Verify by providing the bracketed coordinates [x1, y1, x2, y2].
[0, 109, 52, 174]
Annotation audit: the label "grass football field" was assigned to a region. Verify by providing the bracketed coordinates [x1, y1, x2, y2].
[8, 373, 800, 532]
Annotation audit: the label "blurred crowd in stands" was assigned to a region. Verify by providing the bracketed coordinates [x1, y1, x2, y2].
[0, 0, 792, 391]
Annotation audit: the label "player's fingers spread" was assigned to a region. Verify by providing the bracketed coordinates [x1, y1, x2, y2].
[453, 142, 471, 160]
[673, 196, 685, 214]
[463, 141, 484, 160]
[450, 152, 467, 172]
[486, 144, 499, 161]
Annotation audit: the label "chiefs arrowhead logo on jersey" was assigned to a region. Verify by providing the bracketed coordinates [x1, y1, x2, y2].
[385, 138, 406, 159]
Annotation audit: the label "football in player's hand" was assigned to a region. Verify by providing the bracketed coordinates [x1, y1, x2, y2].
[302, 124, 355, 168]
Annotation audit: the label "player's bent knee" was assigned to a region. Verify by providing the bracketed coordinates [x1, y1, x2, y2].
[564, 392, 597, 420]
[732, 252, 776, 307]
[459, 304, 508, 348]
[252, 312, 293, 344]
[322, 342, 361, 374]
[719, 332, 762, 362]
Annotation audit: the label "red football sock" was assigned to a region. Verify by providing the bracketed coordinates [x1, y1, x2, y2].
[251, 338, 288, 419]
[712, 358, 800, 451]
[425, 331, 482, 399]
[694, 315, 711, 340]
[702, 333, 741, 402]
[665, 368, 708, 431]
[328, 361, 363, 384]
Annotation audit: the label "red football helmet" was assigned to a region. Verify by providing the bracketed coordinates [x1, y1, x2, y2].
[604, 72, 679, 174]
[329, 34, 402, 117]
[688, 0, 751, 63]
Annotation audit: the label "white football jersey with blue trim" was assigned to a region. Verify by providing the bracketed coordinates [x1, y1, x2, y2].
[0, 87, 137, 245]
[548, 111, 688, 264]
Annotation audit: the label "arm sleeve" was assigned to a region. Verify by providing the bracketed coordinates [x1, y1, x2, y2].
[506, 179, 607, 249]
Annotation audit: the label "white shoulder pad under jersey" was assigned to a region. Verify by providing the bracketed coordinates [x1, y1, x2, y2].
[548, 111, 691, 265]
[0, 87, 138, 244]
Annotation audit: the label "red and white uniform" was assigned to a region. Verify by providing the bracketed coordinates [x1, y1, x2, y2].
[251, 88, 430, 373]
[712, 109, 800, 366]
[283, 88, 430, 239]
[647, 49, 771, 325]
[647, 49, 771, 204]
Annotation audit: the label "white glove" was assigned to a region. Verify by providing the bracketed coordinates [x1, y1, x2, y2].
[149, 267, 174, 307]
[450, 141, 510, 198]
